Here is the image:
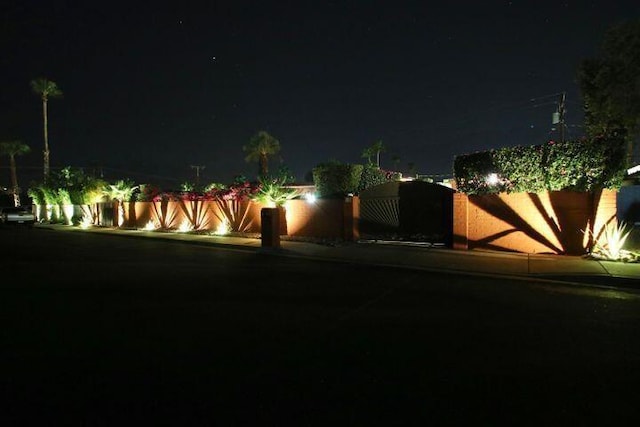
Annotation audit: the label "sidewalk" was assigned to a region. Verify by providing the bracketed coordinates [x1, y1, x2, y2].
[42, 224, 640, 289]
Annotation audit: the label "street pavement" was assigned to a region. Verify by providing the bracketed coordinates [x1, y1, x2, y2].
[39, 224, 640, 289]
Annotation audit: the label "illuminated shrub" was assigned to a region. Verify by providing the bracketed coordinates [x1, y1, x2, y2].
[454, 135, 627, 195]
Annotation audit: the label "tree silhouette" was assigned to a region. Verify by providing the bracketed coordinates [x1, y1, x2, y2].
[361, 140, 386, 168]
[0, 140, 31, 206]
[243, 130, 281, 178]
[577, 19, 640, 164]
[31, 77, 63, 182]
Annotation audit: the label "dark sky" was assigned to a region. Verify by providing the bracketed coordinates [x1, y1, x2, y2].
[2, 0, 638, 188]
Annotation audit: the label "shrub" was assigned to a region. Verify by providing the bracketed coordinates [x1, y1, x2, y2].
[27, 187, 45, 206]
[312, 161, 363, 197]
[358, 164, 388, 192]
[454, 135, 627, 194]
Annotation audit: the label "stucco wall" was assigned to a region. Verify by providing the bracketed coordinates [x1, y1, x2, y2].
[120, 197, 359, 240]
[283, 198, 358, 239]
[453, 189, 617, 255]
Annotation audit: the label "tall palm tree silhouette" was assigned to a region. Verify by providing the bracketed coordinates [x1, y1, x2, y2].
[31, 78, 63, 183]
[243, 130, 281, 178]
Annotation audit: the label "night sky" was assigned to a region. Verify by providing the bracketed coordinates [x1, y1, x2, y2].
[2, 1, 638, 188]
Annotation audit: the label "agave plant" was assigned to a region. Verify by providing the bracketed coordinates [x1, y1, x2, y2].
[251, 176, 300, 207]
[588, 221, 633, 261]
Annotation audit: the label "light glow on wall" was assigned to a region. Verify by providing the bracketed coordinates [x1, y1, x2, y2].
[177, 220, 194, 233]
[214, 218, 231, 235]
[454, 190, 618, 254]
[143, 220, 158, 231]
[80, 215, 92, 229]
[34, 204, 45, 222]
[63, 204, 74, 225]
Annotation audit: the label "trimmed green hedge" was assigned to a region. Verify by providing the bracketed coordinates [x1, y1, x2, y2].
[312, 162, 363, 197]
[454, 136, 627, 195]
[358, 164, 388, 192]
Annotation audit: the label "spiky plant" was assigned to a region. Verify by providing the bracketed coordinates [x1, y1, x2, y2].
[251, 176, 300, 207]
[590, 221, 633, 261]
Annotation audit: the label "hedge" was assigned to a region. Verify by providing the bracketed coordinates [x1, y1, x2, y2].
[453, 136, 627, 195]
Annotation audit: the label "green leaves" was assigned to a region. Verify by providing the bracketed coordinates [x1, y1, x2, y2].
[453, 136, 627, 194]
[312, 162, 363, 197]
[358, 163, 389, 192]
[30, 77, 63, 99]
[250, 176, 300, 206]
[577, 19, 640, 157]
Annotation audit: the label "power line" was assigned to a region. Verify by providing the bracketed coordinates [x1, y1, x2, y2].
[529, 92, 566, 102]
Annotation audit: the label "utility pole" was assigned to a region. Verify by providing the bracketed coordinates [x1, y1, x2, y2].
[552, 92, 567, 142]
[190, 165, 205, 188]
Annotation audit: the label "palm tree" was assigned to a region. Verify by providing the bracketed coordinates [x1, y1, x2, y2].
[243, 130, 281, 177]
[361, 140, 386, 168]
[0, 140, 31, 207]
[104, 180, 139, 227]
[30, 77, 63, 182]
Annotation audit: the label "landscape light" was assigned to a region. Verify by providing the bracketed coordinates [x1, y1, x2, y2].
[143, 220, 157, 231]
[486, 173, 499, 186]
[177, 220, 194, 233]
[80, 215, 92, 229]
[304, 193, 317, 204]
[214, 218, 231, 235]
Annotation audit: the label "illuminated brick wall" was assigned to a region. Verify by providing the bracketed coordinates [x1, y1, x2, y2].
[453, 189, 617, 255]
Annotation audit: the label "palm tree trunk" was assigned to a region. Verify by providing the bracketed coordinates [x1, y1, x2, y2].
[42, 98, 50, 182]
[260, 153, 268, 177]
[9, 154, 20, 206]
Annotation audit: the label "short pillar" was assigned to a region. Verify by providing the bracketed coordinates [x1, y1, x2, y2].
[343, 195, 360, 241]
[452, 193, 468, 250]
[261, 207, 281, 248]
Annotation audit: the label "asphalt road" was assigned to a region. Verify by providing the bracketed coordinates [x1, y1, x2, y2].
[1, 226, 640, 426]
